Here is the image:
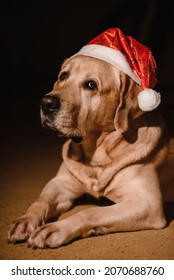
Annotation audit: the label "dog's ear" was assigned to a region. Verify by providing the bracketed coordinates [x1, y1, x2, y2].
[114, 72, 143, 133]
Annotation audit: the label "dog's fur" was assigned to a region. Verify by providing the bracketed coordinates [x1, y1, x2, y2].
[8, 55, 174, 248]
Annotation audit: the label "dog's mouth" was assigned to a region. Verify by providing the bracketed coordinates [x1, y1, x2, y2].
[71, 136, 83, 144]
[42, 119, 83, 144]
[56, 133, 83, 144]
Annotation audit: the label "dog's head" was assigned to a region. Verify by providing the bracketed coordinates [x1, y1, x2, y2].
[40, 55, 143, 142]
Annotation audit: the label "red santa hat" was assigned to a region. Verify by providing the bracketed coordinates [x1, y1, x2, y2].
[71, 28, 161, 111]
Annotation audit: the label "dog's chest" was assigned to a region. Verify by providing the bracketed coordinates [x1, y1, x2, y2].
[62, 140, 114, 197]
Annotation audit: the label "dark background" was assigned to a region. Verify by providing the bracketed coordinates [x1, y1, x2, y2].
[1, 0, 174, 167]
[1, 0, 174, 116]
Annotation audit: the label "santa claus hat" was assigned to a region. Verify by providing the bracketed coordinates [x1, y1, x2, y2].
[71, 28, 161, 111]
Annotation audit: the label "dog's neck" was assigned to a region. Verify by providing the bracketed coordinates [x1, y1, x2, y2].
[82, 132, 105, 159]
[69, 130, 117, 163]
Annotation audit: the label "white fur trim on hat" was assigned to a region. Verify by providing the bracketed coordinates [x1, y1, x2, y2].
[71, 44, 141, 85]
[138, 89, 161, 111]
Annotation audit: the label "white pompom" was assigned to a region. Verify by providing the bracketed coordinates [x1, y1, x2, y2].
[138, 88, 161, 111]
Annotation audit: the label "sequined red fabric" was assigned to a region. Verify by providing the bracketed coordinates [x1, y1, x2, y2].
[87, 28, 157, 89]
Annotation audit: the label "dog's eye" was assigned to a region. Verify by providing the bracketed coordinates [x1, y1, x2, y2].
[59, 71, 68, 81]
[84, 80, 98, 91]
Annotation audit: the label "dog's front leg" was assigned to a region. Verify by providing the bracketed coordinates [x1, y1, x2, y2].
[27, 167, 167, 249]
[27, 194, 165, 249]
[8, 163, 84, 244]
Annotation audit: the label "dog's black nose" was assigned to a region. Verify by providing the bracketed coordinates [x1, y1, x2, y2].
[41, 96, 60, 114]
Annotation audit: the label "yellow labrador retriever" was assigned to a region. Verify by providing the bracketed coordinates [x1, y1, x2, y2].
[8, 55, 174, 249]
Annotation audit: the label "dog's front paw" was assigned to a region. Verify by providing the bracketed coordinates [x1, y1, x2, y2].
[28, 222, 71, 249]
[8, 215, 38, 244]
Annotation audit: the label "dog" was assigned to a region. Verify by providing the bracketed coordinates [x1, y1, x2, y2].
[8, 30, 174, 249]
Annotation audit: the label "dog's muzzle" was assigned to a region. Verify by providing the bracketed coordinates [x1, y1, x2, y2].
[41, 96, 60, 115]
[40, 95, 83, 143]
